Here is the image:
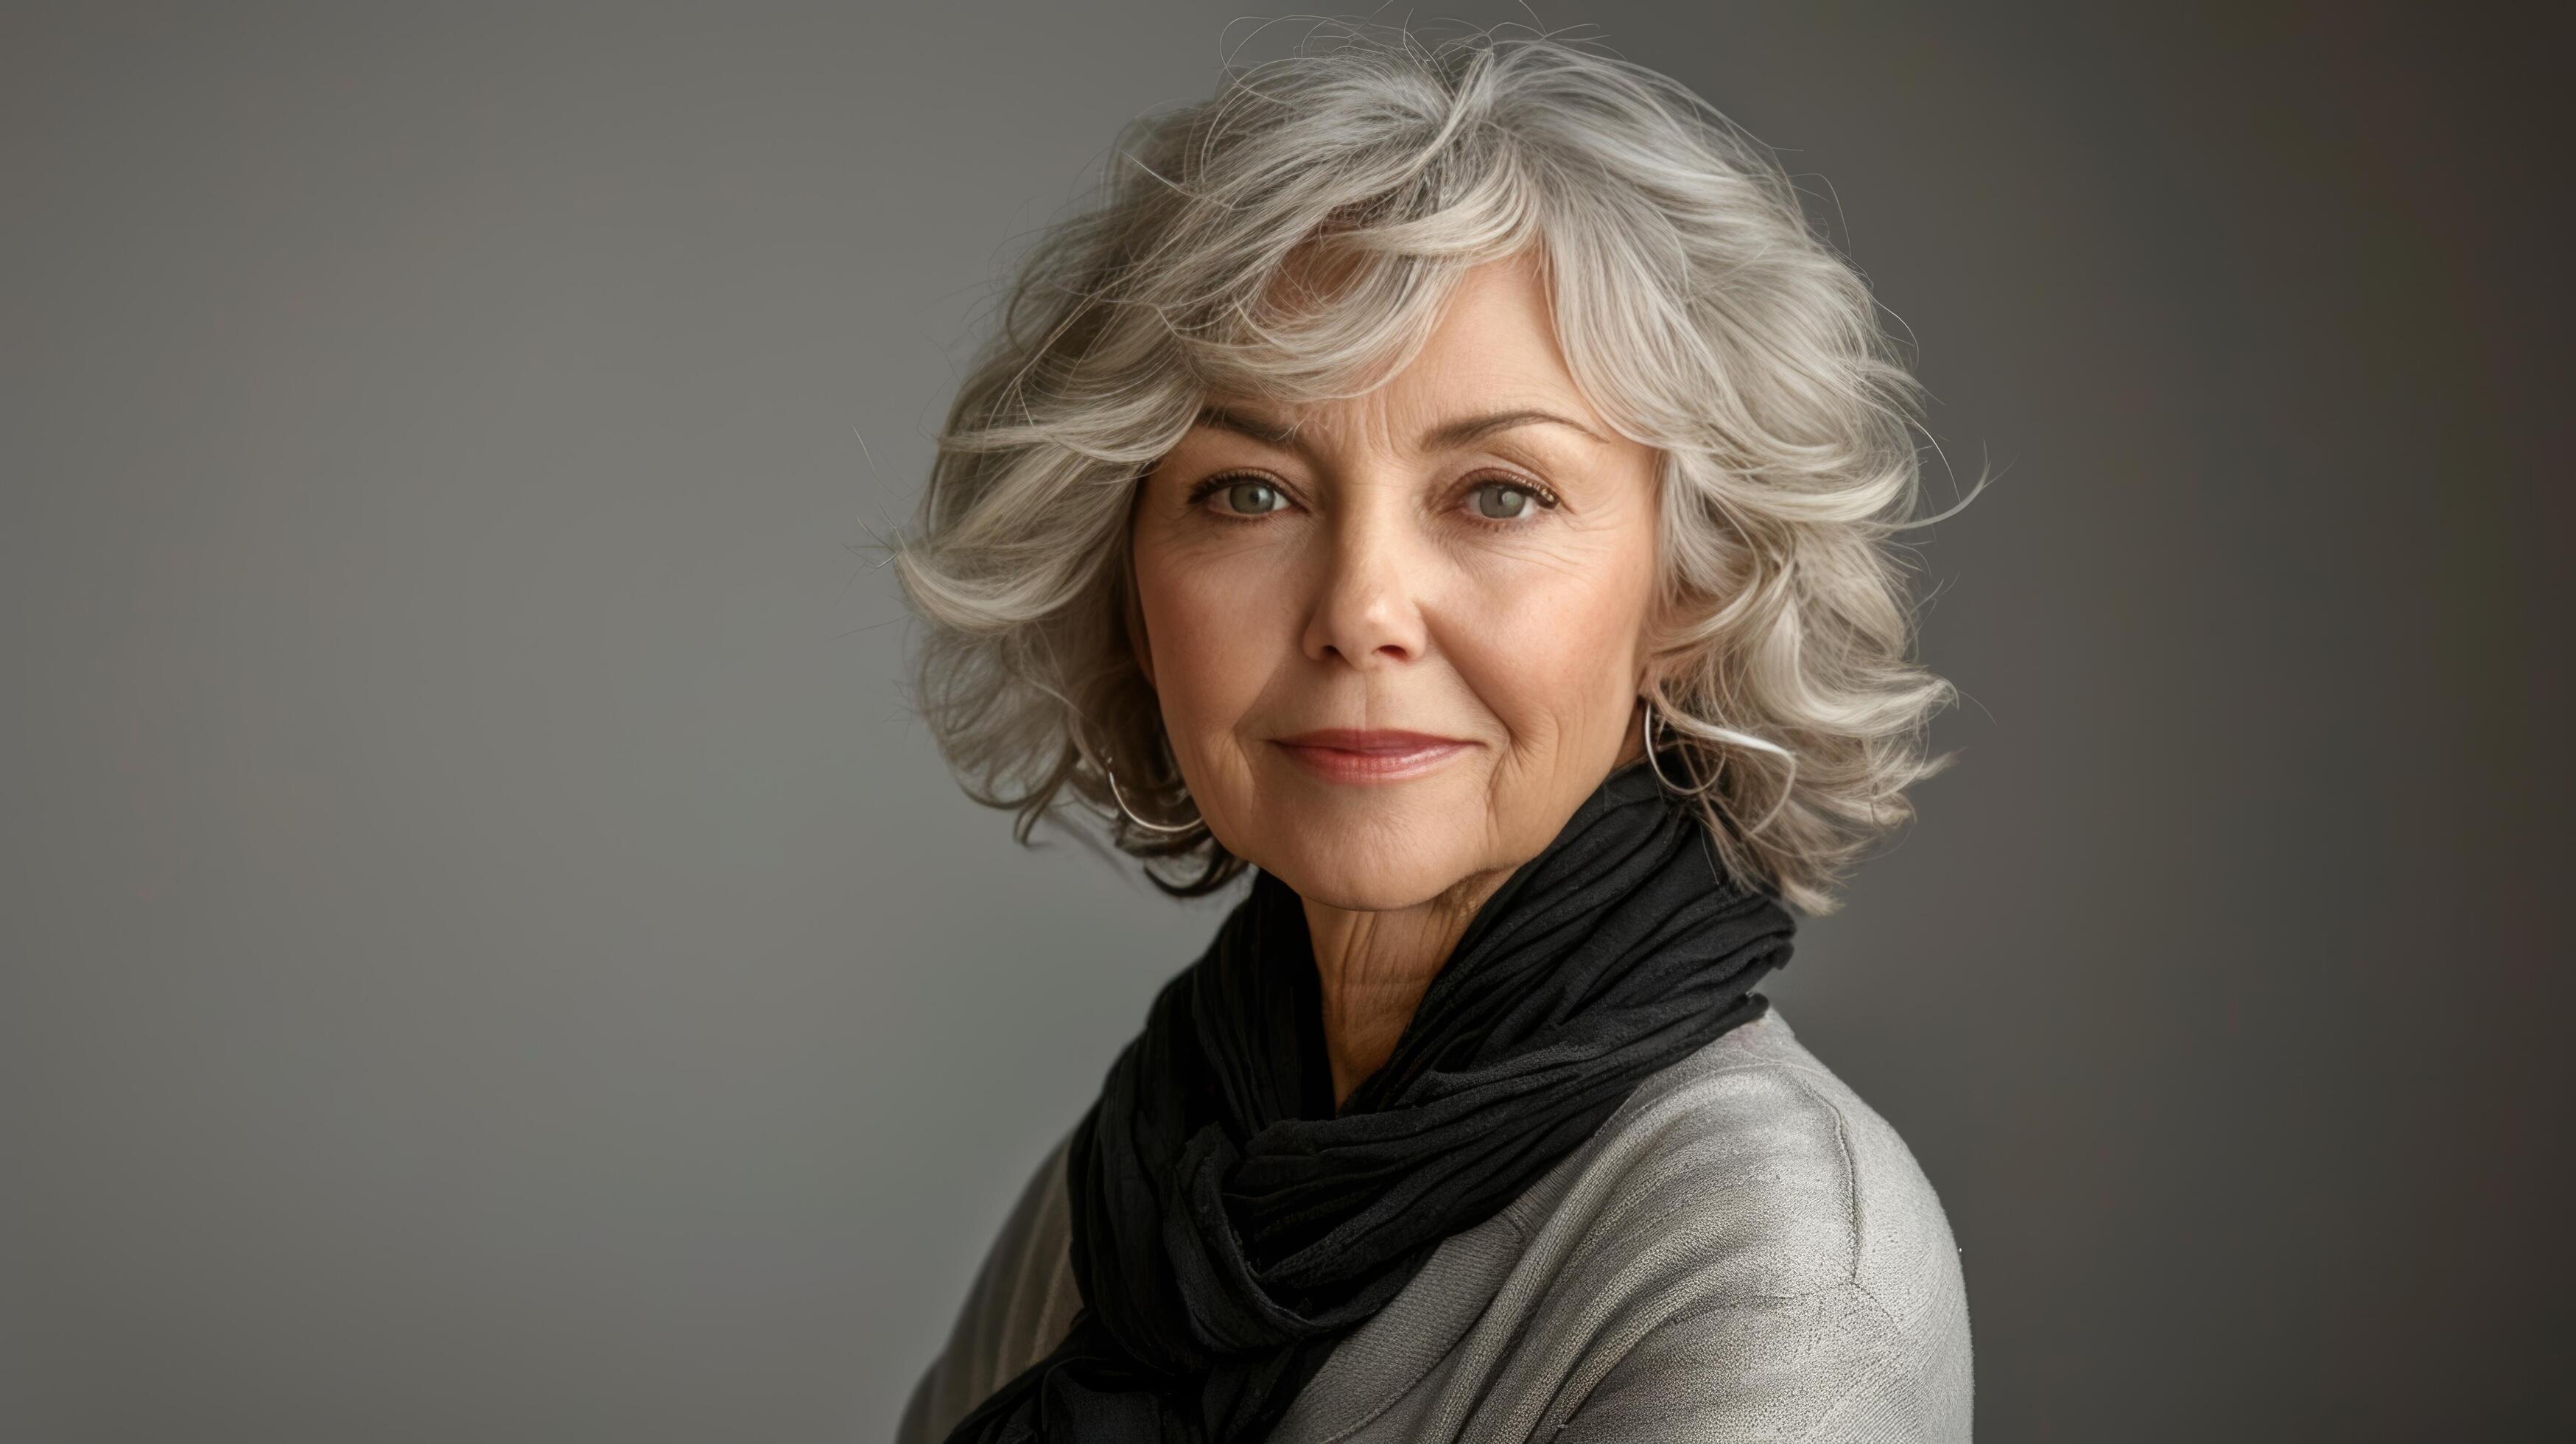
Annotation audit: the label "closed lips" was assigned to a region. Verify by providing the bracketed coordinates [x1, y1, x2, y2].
[1274, 729, 1473, 752]
[1271, 730, 1476, 782]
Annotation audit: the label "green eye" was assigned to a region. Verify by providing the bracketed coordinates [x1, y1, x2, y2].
[1221, 480, 1284, 515]
[1474, 483, 1534, 519]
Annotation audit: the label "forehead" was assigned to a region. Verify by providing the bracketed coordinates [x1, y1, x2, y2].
[1223, 254, 1603, 449]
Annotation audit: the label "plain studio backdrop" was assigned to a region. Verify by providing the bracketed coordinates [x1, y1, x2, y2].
[3, 3, 2567, 1440]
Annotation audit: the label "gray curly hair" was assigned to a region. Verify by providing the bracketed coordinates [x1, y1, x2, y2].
[893, 24, 1971, 915]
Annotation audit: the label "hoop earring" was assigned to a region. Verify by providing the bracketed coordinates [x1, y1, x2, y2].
[1102, 754, 1203, 836]
[1640, 700, 1689, 794]
[1640, 701, 1801, 838]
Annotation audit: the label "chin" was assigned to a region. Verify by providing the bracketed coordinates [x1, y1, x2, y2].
[1230, 799, 1489, 913]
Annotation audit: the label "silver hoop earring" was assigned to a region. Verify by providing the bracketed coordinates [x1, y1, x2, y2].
[1102, 755, 1203, 836]
[1640, 701, 1688, 793]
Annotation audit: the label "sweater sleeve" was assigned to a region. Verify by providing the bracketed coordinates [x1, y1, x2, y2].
[1551, 1281, 1972, 1443]
[893, 1023, 1974, 1444]
[894, 1127, 1085, 1444]
[1547, 1052, 1973, 1444]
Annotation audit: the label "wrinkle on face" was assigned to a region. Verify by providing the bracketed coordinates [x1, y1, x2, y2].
[1130, 250, 1664, 914]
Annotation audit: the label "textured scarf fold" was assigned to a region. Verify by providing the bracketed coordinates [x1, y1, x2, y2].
[942, 757, 1797, 1443]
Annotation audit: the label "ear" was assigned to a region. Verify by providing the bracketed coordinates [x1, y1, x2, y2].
[1632, 607, 1670, 700]
[1634, 564, 1696, 698]
[1123, 549, 1158, 693]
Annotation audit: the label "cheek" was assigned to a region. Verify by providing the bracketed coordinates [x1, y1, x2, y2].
[1132, 540, 1293, 752]
[1450, 536, 1657, 748]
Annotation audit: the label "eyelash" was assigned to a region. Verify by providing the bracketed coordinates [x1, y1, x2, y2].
[1184, 472, 1562, 525]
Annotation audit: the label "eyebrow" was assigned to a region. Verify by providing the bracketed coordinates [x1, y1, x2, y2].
[1192, 404, 1611, 452]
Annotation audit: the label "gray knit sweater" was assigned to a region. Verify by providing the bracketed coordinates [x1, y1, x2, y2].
[896, 1008, 1973, 1442]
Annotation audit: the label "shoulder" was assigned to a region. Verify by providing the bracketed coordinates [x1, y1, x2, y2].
[1532, 1006, 1966, 1308]
[1515, 1006, 1974, 1440]
[894, 1126, 1083, 1444]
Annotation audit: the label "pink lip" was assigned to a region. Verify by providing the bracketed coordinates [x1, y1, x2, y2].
[1271, 729, 1477, 784]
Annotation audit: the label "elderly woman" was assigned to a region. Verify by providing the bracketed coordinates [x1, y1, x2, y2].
[891, 28, 1972, 1444]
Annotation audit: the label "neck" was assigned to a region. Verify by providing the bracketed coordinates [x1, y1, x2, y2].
[1302, 709, 1656, 1112]
[1302, 869, 1509, 1112]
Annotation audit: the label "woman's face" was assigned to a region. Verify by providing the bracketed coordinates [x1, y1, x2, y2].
[1129, 254, 1665, 913]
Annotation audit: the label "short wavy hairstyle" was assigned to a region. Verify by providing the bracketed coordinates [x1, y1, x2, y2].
[894, 24, 1969, 915]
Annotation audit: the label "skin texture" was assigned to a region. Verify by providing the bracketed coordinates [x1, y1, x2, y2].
[1129, 253, 1664, 1109]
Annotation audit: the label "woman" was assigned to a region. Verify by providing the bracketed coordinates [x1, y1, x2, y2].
[891, 28, 1973, 1444]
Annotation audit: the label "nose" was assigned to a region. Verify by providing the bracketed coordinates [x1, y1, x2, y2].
[1300, 499, 1428, 669]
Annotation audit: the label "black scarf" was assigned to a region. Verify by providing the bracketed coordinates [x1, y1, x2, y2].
[941, 757, 1797, 1443]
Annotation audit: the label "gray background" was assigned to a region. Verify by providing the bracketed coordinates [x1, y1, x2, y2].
[4, 2, 2567, 1440]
